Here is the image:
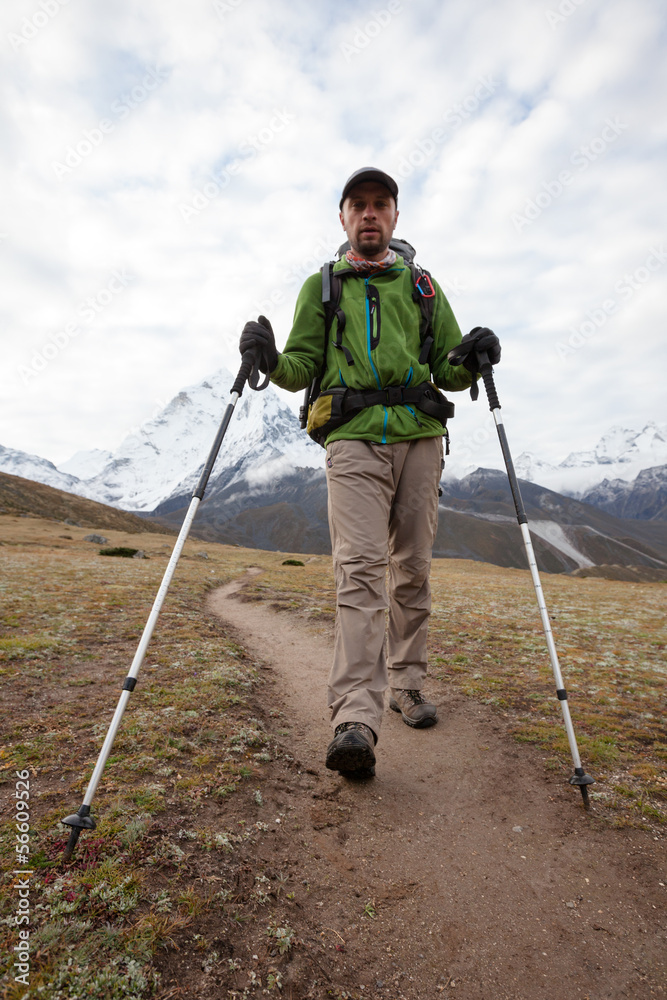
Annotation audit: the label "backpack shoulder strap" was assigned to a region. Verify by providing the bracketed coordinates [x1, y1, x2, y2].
[321, 261, 356, 367]
[390, 239, 435, 366]
[409, 262, 435, 365]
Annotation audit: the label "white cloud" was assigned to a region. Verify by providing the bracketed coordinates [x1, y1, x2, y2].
[0, 0, 664, 470]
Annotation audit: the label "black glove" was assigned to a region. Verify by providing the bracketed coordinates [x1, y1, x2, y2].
[447, 327, 501, 372]
[239, 314, 279, 374]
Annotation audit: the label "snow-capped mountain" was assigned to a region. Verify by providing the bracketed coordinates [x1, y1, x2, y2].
[514, 422, 667, 496]
[64, 368, 323, 511]
[58, 448, 113, 480]
[0, 365, 663, 523]
[2, 388, 666, 573]
[581, 465, 667, 521]
[0, 444, 98, 499]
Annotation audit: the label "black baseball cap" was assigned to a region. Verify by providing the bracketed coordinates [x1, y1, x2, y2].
[339, 167, 399, 209]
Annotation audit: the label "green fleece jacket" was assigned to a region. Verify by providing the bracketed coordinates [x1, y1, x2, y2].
[270, 255, 473, 445]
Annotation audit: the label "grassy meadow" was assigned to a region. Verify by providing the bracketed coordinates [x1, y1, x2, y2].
[0, 513, 664, 998]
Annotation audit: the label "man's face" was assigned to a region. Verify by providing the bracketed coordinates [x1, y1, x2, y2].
[339, 181, 399, 261]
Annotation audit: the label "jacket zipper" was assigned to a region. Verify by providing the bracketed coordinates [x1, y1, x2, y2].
[364, 277, 387, 441]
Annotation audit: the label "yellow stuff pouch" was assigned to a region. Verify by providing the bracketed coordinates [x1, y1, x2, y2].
[306, 388, 349, 447]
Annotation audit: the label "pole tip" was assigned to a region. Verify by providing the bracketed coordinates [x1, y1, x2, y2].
[61, 806, 96, 860]
[62, 826, 81, 863]
[569, 770, 594, 810]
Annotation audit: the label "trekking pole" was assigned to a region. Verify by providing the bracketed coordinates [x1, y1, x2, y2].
[61, 351, 259, 860]
[453, 346, 594, 809]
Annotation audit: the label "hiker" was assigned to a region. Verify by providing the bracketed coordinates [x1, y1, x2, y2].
[239, 167, 500, 777]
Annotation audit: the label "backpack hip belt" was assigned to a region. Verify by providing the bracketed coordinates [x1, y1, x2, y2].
[306, 381, 454, 448]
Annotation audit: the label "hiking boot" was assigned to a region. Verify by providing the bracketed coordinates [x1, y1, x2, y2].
[325, 722, 376, 777]
[389, 688, 438, 728]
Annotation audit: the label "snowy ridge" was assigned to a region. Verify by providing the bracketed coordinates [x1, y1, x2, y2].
[59, 448, 113, 480]
[0, 444, 97, 499]
[514, 422, 667, 496]
[525, 521, 595, 569]
[0, 367, 663, 520]
[75, 368, 323, 511]
[581, 465, 667, 520]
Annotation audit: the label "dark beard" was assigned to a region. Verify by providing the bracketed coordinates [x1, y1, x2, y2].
[351, 233, 388, 259]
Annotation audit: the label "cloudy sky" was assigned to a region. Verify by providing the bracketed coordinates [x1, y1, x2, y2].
[1, 0, 665, 475]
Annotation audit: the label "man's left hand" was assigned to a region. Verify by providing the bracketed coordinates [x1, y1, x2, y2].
[448, 327, 501, 371]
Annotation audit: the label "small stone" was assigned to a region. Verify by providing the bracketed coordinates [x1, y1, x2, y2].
[132, 550, 147, 559]
[566, 901, 576, 908]
[512, 826, 523, 833]
[84, 533, 108, 544]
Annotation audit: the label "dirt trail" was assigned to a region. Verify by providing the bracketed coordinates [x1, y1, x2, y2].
[207, 571, 665, 1000]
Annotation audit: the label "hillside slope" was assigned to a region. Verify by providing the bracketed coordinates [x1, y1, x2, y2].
[155, 468, 667, 576]
[0, 471, 174, 535]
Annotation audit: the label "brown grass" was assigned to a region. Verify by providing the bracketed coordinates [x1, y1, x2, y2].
[237, 553, 667, 827]
[0, 512, 665, 1000]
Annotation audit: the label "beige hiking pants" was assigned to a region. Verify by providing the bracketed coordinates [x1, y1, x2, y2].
[325, 436, 443, 737]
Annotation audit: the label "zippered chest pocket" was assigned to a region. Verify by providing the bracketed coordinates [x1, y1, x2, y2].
[366, 283, 381, 350]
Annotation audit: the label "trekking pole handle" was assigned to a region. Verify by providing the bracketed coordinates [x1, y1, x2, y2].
[231, 350, 258, 397]
[475, 349, 501, 412]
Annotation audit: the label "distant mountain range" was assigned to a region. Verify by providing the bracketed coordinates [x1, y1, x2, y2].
[1, 368, 665, 577]
[580, 465, 667, 520]
[514, 423, 667, 499]
[147, 464, 667, 576]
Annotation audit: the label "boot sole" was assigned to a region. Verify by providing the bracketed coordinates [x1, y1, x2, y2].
[389, 698, 438, 729]
[325, 736, 376, 776]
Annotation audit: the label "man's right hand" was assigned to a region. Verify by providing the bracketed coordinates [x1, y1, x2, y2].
[239, 315, 279, 373]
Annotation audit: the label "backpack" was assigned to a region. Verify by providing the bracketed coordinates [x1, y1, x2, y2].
[299, 239, 454, 446]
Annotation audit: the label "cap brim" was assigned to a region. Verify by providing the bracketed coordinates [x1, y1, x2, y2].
[340, 168, 398, 208]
